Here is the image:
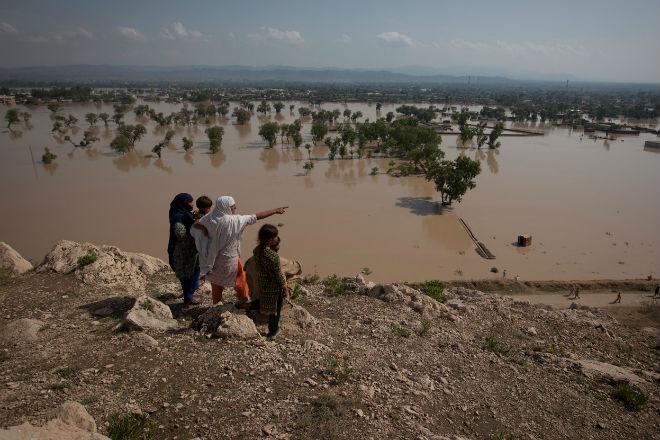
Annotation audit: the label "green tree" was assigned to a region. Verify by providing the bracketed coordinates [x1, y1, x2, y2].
[279, 123, 289, 143]
[386, 112, 395, 123]
[164, 130, 176, 142]
[343, 108, 352, 120]
[259, 122, 279, 148]
[386, 120, 444, 176]
[85, 112, 98, 126]
[47, 103, 61, 113]
[217, 104, 229, 118]
[273, 102, 285, 113]
[205, 126, 225, 153]
[80, 130, 99, 147]
[350, 111, 363, 123]
[289, 104, 295, 112]
[182, 137, 194, 151]
[232, 107, 251, 124]
[118, 124, 147, 146]
[110, 135, 132, 153]
[98, 113, 110, 126]
[428, 156, 481, 205]
[376, 102, 382, 113]
[4, 109, 19, 128]
[42, 148, 57, 164]
[311, 121, 328, 143]
[475, 123, 488, 149]
[112, 111, 124, 126]
[257, 100, 271, 115]
[325, 137, 340, 160]
[152, 141, 166, 158]
[304, 143, 313, 160]
[65, 114, 78, 127]
[488, 122, 504, 149]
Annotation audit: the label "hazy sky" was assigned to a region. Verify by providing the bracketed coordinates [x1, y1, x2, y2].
[0, 0, 659, 82]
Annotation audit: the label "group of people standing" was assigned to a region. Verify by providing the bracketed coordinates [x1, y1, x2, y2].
[167, 193, 289, 337]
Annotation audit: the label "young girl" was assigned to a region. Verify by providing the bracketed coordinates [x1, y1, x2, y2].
[253, 224, 288, 338]
[199, 196, 287, 306]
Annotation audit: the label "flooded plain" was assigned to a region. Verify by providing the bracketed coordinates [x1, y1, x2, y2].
[1, 101, 659, 282]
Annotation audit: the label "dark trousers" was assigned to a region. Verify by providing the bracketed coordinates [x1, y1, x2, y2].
[180, 267, 200, 303]
[268, 294, 284, 337]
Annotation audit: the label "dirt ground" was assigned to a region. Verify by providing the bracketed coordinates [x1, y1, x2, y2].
[1, 271, 659, 440]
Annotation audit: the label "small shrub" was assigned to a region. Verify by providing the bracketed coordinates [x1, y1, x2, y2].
[325, 354, 353, 385]
[611, 382, 649, 411]
[424, 280, 447, 303]
[141, 299, 154, 312]
[361, 267, 372, 275]
[481, 335, 510, 355]
[310, 394, 342, 420]
[55, 366, 78, 378]
[291, 283, 302, 300]
[80, 395, 98, 406]
[490, 267, 499, 274]
[322, 274, 344, 296]
[392, 324, 411, 338]
[107, 411, 156, 440]
[533, 343, 566, 356]
[302, 273, 320, 284]
[42, 148, 57, 164]
[369, 167, 379, 176]
[418, 319, 432, 337]
[77, 252, 97, 268]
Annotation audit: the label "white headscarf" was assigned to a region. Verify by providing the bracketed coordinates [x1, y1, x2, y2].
[199, 196, 256, 277]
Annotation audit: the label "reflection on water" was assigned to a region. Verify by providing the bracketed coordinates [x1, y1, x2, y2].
[0, 100, 659, 282]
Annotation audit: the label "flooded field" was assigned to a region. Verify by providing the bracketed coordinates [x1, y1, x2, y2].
[1, 101, 659, 282]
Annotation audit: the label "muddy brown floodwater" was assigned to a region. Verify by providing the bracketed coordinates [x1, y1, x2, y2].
[1, 101, 659, 282]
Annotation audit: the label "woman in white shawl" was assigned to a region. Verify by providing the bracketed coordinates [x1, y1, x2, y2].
[199, 196, 287, 305]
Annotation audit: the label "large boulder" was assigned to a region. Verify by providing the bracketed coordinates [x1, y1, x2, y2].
[0, 401, 108, 439]
[0, 318, 44, 343]
[279, 303, 320, 336]
[120, 295, 177, 331]
[38, 240, 168, 292]
[368, 283, 458, 321]
[0, 242, 33, 275]
[192, 305, 259, 339]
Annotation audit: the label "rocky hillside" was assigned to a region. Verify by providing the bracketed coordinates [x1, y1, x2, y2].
[0, 241, 658, 440]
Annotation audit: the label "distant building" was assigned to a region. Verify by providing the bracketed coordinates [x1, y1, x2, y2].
[0, 95, 16, 105]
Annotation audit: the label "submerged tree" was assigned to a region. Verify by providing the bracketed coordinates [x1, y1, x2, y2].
[164, 129, 176, 143]
[488, 122, 504, 149]
[47, 103, 61, 113]
[427, 156, 481, 205]
[99, 112, 110, 126]
[324, 137, 341, 160]
[311, 121, 328, 143]
[206, 126, 225, 153]
[42, 148, 57, 164]
[232, 107, 251, 125]
[4, 108, 19, 128]
[110, 135, 132, 153]
[21, 111, 31, 123]
[259, 122, 279, 148]
[85, 112, 98, 126]
[475, 123, 488, 149]
[273, 102, 285, 113]
[118, 124, 147, 146]
[152, 141, 166, 158]
[182, 137, 194, 151]
[376, 102, 382, 113]
[79, 130, 99, 147]
[257, 100, 271, 115]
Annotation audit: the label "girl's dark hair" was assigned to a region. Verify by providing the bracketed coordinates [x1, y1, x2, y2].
[258, 224, 279, 245]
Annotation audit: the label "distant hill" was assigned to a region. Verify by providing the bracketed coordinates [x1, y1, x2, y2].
[0, 64, 519, 86]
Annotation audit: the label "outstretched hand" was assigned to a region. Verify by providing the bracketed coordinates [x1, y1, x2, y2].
[275, 206, 288, 215]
